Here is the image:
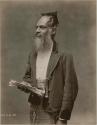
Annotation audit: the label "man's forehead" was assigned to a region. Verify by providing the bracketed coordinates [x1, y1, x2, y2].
[36, 16, 50, 26]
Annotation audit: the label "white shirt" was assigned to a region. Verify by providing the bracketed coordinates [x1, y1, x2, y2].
[36, 43, 53, 82]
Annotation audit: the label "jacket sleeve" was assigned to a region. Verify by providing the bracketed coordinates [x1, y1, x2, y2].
[59, 54, 78, 120]
[23, 54, 33, 84]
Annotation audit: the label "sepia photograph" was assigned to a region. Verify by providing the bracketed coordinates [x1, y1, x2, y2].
[0, 0, 96, 125]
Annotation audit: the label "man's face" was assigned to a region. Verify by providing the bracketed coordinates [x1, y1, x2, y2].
[34, 16, 53, 51]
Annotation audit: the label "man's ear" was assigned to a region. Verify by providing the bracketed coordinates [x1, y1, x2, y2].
[51, 26, 57, 35]
[49, 26, 57, 35]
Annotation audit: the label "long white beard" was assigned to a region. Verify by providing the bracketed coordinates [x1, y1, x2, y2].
[34, 37, 44, 51]
[34, 36, 51, 51]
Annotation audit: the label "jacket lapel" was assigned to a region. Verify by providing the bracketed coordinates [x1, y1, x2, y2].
[46, 51, 60, 80]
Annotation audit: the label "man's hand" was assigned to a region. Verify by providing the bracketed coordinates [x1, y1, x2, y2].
[56, 120, 67, 125]
[17, 81, 30, 93]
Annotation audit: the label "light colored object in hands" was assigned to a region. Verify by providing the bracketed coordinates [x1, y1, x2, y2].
[9, 80, 45, 97]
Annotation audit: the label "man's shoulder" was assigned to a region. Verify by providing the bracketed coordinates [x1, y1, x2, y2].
[58, 51, 73, 59]
[58, 51, 74, 66]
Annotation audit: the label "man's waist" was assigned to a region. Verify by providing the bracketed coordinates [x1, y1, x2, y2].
[36, 78, 49, 98]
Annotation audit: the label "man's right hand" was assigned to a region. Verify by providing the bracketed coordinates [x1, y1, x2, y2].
[17, 81, 30, 93]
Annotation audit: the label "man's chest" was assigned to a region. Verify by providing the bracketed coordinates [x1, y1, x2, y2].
[36, 51, 51, 80]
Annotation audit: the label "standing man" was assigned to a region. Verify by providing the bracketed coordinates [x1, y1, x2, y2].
[18, 11, 78, 125]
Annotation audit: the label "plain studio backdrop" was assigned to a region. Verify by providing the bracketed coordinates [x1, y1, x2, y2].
[1, 0, 96, 125]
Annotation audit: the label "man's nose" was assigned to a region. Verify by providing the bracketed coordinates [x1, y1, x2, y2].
[36, 27, 41, 33]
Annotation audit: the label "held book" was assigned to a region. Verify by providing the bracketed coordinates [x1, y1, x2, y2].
[9, 80, 45, 97]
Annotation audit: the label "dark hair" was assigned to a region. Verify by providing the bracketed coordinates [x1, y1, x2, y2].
[41, 11, 59, 27]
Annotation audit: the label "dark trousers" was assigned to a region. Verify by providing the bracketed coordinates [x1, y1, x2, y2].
[29, 98, 56, 125]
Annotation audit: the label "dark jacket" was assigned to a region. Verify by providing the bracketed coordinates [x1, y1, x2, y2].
[23, 44, 78, 120]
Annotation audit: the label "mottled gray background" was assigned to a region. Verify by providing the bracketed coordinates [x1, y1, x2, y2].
[1, 0, 96, 125]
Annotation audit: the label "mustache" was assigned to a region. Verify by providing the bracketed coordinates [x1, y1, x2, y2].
[33, 33, 41, 38]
